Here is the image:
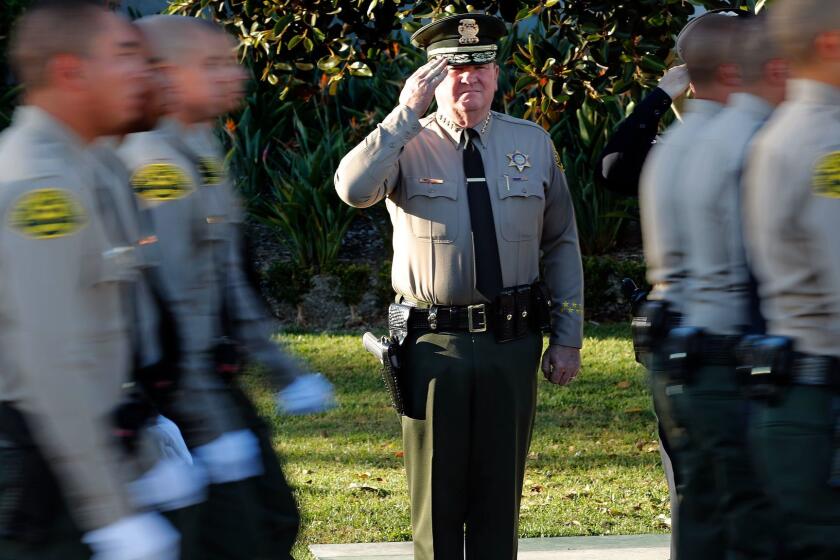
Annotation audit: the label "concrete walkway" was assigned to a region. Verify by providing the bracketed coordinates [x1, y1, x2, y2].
[311, 534, 670, 559]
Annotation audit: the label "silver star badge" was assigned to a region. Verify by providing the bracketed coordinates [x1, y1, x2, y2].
[506, 150, 531, 173]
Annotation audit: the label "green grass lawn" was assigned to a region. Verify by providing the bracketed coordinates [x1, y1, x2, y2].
[244, 324, 668, 559]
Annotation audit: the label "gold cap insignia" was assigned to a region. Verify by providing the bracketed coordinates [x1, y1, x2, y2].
[458, 19, 480, 45]
[506, 150, 532, 173]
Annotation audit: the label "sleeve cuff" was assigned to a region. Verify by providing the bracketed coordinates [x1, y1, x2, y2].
[380, 104, 423, 143]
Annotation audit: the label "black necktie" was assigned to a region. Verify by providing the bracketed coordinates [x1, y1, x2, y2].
[463, 128, 503, 301]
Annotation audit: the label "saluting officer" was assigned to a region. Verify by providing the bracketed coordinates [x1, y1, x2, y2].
[0, 1, 185, 559]
[678, 15, 786, 559]
[743, 1, 840, 557]
[638, 10, 748, 560]
[336, 13, 583, 560]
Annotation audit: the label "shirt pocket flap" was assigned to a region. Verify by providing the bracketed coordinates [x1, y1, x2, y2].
[497, 176, 545, 201]
[405, 177, 458, 201]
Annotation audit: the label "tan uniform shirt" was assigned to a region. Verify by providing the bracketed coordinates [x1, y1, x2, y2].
[119, 121, 301, 400]
[0, 107, 150, 531]
[640, 99, 724, 311]
[182, 124, 304, 387]
[744, 80, 840, 358]
[335, 105, 583, 348]
[683, 93, 774, 335]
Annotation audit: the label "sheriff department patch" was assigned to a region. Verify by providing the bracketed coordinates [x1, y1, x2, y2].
[8, 188, 86, 239]
[198, 157, 224, 186]
[813, 152, 840, 199]
[131, 163, 193, 201]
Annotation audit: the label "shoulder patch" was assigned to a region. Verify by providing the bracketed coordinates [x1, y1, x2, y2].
[811, 152, 840, 198]
[813, 152, 840, 199]
[552, 145, 564, 171]
[8, 188, 87, 239]
[198, 157, 224, 186]
[131, 163, 193, 201]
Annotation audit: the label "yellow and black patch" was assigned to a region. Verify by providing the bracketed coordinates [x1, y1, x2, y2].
[813, 152, 840, 199]
[198, 157, 224, 186]
[552, 145, 564, 172]
[8, 188, 86, 239]
[131, 163, 193, 201]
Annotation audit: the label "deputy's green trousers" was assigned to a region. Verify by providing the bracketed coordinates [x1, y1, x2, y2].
[678, 365, 780, 560]
[198, 385, 300, 560]
[649, 350, 726, 560]
[749, 385, 840, 560]
[400, 328, 542, 560]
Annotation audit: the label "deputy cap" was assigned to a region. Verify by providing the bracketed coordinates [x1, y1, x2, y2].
[411, 13, 507, 67]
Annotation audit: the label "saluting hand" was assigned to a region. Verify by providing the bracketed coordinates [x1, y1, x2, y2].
[398, 57, 449, 117]
[542, 345, 581, 386]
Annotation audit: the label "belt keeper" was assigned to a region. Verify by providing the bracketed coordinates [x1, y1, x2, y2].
[428, 305, 439, 331]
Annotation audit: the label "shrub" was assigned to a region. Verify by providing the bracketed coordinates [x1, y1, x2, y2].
[329, 262, 372, 323]
[582, 255, 648, 321]
[264, 260, 314, 325]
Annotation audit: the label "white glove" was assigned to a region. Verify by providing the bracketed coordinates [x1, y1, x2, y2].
[276, 373, 336, 415]
[657, 64, 691, 100]
[193, 429, 263, 484]
[128, 457, 207, 512]
[147, 415, 193, 465]
[82, 512, 180, 560]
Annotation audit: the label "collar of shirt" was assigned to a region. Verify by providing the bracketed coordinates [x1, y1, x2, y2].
[15, 105, 88, 154]
[728, 92, 774, 121]
[788, 79, 840, 106]
[434, 111, 494, 148]
[682, 98, 724, 117]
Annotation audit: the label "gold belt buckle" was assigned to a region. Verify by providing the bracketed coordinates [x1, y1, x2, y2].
[467, 304, 487, 333]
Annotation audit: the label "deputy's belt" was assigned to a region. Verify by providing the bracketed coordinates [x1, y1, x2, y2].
[408, 303, 495, 333]
[790, 353, 840, 388]
[697, 334, 741, 366]
[402, 282, 553, 343]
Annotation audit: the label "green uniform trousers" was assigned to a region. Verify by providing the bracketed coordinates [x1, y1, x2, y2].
[197, 385, 300, 560]
[749, 385, 840, 560]
[677, 364, 780, 560]
[649, 350, 726, 560]
[400, 328, 542, 560]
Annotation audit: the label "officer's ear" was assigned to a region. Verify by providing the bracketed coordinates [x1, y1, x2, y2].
[46, 53, 87, 92]
[764, 58, 789, 87]
[715, 62, 741, 87]
[814, 30, 840, 62]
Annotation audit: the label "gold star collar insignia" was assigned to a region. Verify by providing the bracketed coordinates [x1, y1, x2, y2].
[506, 150, 531, 173]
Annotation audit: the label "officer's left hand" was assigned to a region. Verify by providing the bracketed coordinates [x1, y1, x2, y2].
[541, 345, 581, 386]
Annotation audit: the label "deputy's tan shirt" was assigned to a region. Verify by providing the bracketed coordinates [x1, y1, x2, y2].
[744, 80, 840, 358]
[335, 105, 583, 348]
[119, 120, 301, 400]
[640, 99, 723, 311]
[682, 93, 774, 335]
[0, 107, 150, 531]
[182, 124, 305, 387]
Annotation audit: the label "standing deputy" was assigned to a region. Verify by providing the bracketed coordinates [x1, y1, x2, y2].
[679, 14, 786, 559]
[0, 1, 186, 559]
[638, 10, 747, 560]
[336, 13, 583, 560]
[743, 0, 840, 557]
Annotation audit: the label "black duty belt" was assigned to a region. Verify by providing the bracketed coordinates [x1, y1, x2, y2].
[698, 334, 741, 366]
[790, 353, 840, 388]
[408, 303, 495, 333]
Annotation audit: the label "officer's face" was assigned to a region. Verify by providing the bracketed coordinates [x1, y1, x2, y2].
[172, 32, 230, 122]
[218, 34, 248, 115]
[83, 14, 149, 135]
[436, 62, 499, 114]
